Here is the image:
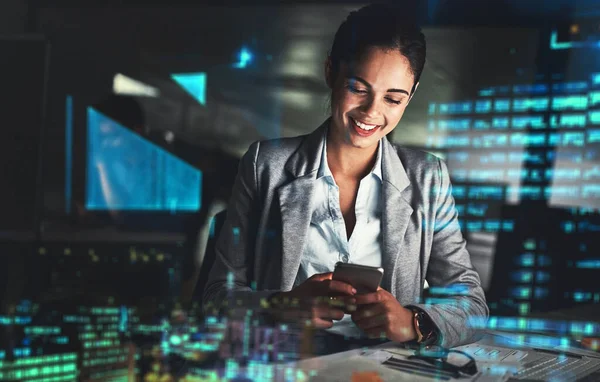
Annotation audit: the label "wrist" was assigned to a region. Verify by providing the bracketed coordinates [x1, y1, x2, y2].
[403, 307, 418, 341]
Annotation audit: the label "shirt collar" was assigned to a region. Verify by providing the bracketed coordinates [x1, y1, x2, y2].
[318, 128, 383, 182]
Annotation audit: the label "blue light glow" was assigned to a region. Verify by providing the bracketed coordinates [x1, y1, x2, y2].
[513, 97, 549, 112]
[473, 120, 490, 130]
[492, 117, 509, 129]
[448, 151, 469, 162]
[437, 119, 470, 131]
[234, 47, 254, 69]
[171, 72, 207, 105]
[552, 82, 588, 93]
[588, 129, 600, 143]
[86, 107, 202, 211]
[517, 253, 535, 267]
[513, 84, 549, 95]
[494, 99, 511, 112]
[475, 100, 492, 113]
[552, 95, 588, 111]
[510, 133, 546, 147]
[429, 285, 469, 296]
[576, 259, 600, 269]
[548, 132, 585, 147]
[438, 102, 472, 114]
[589, 111, 600, 124]
[550, 30, 575, 50]
[428, 103, 436, 115]
[467, 186, 504, 200]
[573, 291, 592, 302]
[590, 91, 600, 107]
[511, 271, 533, 283]
[551, 114, 587, 129]
[511, 116, 545, 129]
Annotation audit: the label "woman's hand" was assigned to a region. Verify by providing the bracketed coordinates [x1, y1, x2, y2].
[268, 272, 357, 329]
[351, 287, 416, 342]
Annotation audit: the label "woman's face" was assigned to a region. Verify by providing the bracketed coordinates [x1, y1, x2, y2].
[326, 46, 417, 150]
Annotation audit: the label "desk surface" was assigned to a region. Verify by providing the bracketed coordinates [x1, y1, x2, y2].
[292, 331, 600, 382]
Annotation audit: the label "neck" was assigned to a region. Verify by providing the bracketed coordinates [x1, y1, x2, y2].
[326, 131, 379, 180]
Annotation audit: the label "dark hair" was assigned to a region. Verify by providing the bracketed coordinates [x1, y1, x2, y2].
[328, 3, 426, 94]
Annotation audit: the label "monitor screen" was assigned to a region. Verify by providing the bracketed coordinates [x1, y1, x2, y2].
[85, 107, 202, 212]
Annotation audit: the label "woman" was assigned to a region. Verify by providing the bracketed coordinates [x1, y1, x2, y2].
[203, 3, 488, 350]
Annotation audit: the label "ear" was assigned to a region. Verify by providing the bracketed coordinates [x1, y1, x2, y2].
[324, 56, 334, 89]
[408, 82, 420, 103]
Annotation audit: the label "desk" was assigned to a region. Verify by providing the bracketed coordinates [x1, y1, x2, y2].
[292, 331, 600, 382]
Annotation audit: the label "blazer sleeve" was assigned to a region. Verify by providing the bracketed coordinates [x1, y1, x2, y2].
[202, 141, 278, 311]
[407, 158, 489, 349]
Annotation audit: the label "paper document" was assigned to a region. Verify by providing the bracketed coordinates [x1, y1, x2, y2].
[299, 354, 433, 382]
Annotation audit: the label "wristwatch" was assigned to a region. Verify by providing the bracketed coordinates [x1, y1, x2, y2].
[412, 308, 438, 346]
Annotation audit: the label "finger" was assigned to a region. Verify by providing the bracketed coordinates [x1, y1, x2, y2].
[325, 280, 357, 296]
[323, 296, 357, 313]
[354, 291, 382, 305]
[327, 296, 356, 308]
[309, 272, 333, 282]
[364, 326, 388, 340]
[313, 305, 345, 321]
[279, 308, 311, 323]
[354, 314, 387, 330]
[300, 295, 346, 309]
[351, 304, 385, 323]
[309, 317, 334, 329]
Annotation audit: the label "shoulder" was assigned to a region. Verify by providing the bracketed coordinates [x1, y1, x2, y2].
[388, 142, 444, 180]
[243, 134, 307, 167]
[257, 135, 307, 164]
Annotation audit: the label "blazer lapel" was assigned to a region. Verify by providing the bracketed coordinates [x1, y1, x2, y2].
[380, 138, 413, 292]
[277, 119, 329, 291]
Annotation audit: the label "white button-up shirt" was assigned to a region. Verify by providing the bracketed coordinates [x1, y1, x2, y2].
[293, 134, 383, 337]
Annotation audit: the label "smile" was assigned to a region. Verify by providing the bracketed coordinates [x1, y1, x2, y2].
[350, 117, 381, 137]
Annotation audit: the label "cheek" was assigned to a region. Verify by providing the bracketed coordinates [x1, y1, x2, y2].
[381, 108, 406, 131]
[390, 106, 407, 120]
[336, 93, 363, 114]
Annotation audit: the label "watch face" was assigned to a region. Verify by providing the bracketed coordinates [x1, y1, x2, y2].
[416, 311, 438, 346]
[417, 312, 433, 334]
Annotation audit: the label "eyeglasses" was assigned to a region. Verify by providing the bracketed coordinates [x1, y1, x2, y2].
[382, 344, 478, 380]
[408, 345, 478, 379]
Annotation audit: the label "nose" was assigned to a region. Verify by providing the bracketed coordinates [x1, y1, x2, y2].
[359, 95, 382, 121]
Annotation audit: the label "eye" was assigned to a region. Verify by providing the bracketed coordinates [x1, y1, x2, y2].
[386, 98, 402, 105]
[347, 84, 367, 94]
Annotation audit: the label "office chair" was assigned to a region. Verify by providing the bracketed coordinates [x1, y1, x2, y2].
[192, 209, 228, 303]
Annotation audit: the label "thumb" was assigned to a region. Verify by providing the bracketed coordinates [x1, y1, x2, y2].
[310, 272, 333, 281]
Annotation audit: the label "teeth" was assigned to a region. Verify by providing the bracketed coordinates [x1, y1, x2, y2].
[352, 118, 378, 131]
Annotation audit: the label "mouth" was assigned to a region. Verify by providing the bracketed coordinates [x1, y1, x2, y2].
[350, 117, 381, 137]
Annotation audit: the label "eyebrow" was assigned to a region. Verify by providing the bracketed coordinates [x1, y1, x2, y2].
[346, 75, 410, 96]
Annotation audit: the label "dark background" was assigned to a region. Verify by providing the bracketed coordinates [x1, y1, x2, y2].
[0, 0, 599, 379]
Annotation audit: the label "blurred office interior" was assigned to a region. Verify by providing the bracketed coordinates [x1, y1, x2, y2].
[1, 0, 599, 380]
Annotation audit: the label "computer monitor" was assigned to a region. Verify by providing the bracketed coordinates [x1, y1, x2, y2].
[44, 93, 205, 234]
[85, 106, 202, 213]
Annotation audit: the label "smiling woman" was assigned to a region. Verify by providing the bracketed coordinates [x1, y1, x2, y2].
[203, 3, 489, 353]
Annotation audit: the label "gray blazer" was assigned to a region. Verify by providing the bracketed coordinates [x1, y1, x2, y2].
[203, 118, 489, 348]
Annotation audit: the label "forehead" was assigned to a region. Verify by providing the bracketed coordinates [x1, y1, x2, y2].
[342, 46, 414, 90]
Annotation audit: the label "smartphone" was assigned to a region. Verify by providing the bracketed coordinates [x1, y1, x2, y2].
[332, 262, 384, 294]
